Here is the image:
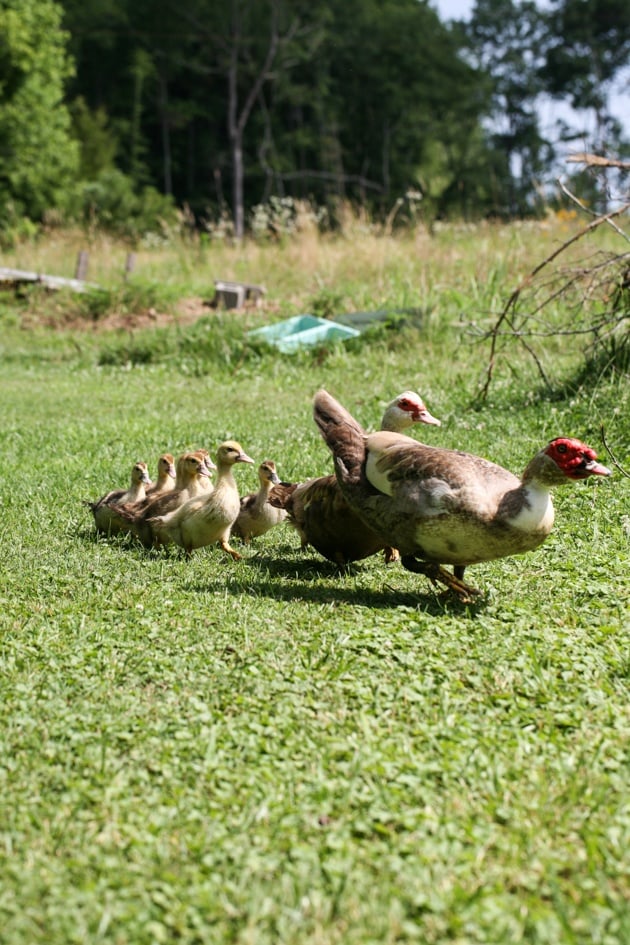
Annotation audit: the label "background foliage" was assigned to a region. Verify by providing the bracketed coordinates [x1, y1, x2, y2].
[1, 0, 629, 239]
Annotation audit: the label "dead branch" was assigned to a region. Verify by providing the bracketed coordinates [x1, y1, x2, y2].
[474, 201, 630, 402]
[566, 152, 630, 170]
[558, 179, 630, 243]
[601, 425, 630, 479]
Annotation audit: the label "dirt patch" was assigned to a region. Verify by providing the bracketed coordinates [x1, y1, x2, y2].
[90, 296, 213, 333]
[20, 295, 281, 333]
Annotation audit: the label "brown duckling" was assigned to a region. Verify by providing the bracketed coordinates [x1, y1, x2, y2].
[232, 459, 287, 542]
[87, 461, 151, 536]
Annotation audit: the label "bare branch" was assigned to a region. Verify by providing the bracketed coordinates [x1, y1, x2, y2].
[567, 152, 630, 170]
[474, 197, 630, 402]
[601, 425, 630, 478]
[558, 178, 630, 243]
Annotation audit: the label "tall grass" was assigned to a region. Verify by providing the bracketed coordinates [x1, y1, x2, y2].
[0, 218, 628, 945]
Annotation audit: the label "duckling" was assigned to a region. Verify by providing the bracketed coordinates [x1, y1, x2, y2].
[87, 461, 151, 536]
[120, 452, 211, 547]
[193, 448, 217, 492]
[146, 453, 176, 497]
[148, 440, 254, 558]
[232, 459, 287, 542]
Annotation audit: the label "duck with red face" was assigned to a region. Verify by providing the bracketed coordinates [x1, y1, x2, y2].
[313, 389, 612, 601]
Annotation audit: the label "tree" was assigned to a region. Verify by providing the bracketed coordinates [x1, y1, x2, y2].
[0, 0, 79, 222]
[56, 0, 502, 226]
[462, 0, 552, 215]
[542, 0, 630, 153]
[180, 0, 304, 238]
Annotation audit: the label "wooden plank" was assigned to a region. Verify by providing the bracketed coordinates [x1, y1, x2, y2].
[0, 266, 99, 293]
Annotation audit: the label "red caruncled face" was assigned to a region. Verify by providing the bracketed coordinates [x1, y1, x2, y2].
[545, 438, 611, 479]
[397, 395, 420, 415]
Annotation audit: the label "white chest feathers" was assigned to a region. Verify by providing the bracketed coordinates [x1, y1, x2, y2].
[365, 451, 394, 495]
[510, 484, 555, 533]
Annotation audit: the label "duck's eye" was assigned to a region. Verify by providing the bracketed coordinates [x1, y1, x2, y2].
[556, 443, 567, 454]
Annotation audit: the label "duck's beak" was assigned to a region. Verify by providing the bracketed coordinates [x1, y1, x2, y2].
[582, 458, 612, 477]
[416, 406, 441, 427]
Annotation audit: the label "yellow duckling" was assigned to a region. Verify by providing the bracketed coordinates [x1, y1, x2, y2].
[148, 441, 254, 558]
[87, 461, 151, 535]
[191, 448, 217, 492]
[119, 452, 211, 547]
[232, 459, 287, 542]
[145, 453, 176, 497]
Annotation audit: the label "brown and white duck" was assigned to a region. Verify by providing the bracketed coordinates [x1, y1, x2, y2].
[87, 461, 151, 536]
[148, 441, 254, 558]
[269, 390, 441, 566]
[145, 453, 177, 497]
[313, 389, 612, 600]
[232, 459, 287, 542]
[122, 452, 212, 547]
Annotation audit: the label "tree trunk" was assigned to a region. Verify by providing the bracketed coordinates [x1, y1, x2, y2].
[159, 74, 172, 195]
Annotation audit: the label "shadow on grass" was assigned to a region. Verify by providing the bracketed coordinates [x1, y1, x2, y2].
[187, 553, 485, 616]
[76, 527, 484, 615]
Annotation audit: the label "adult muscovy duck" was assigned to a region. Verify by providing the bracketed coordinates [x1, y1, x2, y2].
[313, 389, 612, 599]
[269, 391, 440, 566]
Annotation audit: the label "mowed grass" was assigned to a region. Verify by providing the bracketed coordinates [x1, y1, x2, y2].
[0, 220, 629, 944]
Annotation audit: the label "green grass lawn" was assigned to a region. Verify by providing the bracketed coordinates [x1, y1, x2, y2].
[0, 223, 628, 944]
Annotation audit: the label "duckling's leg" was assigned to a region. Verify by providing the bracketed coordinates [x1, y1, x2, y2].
[219, 539, 242, 561]
[400, 555, 481, 603]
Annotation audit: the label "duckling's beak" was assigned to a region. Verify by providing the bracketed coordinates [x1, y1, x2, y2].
[168, 464, 176, 478]
[142, 469, 151, 484]
[416, 406, 441, 427]
[269, 471, 280, 484]
[199, 465, 211, 478]
[205, 458, 217, 472]
[237, 451, 255, 465]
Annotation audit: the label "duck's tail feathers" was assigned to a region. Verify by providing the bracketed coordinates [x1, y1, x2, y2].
[313, 389, 366, 483]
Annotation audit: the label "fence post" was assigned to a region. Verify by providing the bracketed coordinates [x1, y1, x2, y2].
[75, 251, 89, 281]
[124, 253, 136, 281]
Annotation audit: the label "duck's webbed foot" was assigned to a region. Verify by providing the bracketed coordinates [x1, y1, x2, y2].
[220, 539, 242, 561]
[400, 556, 481, 603]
